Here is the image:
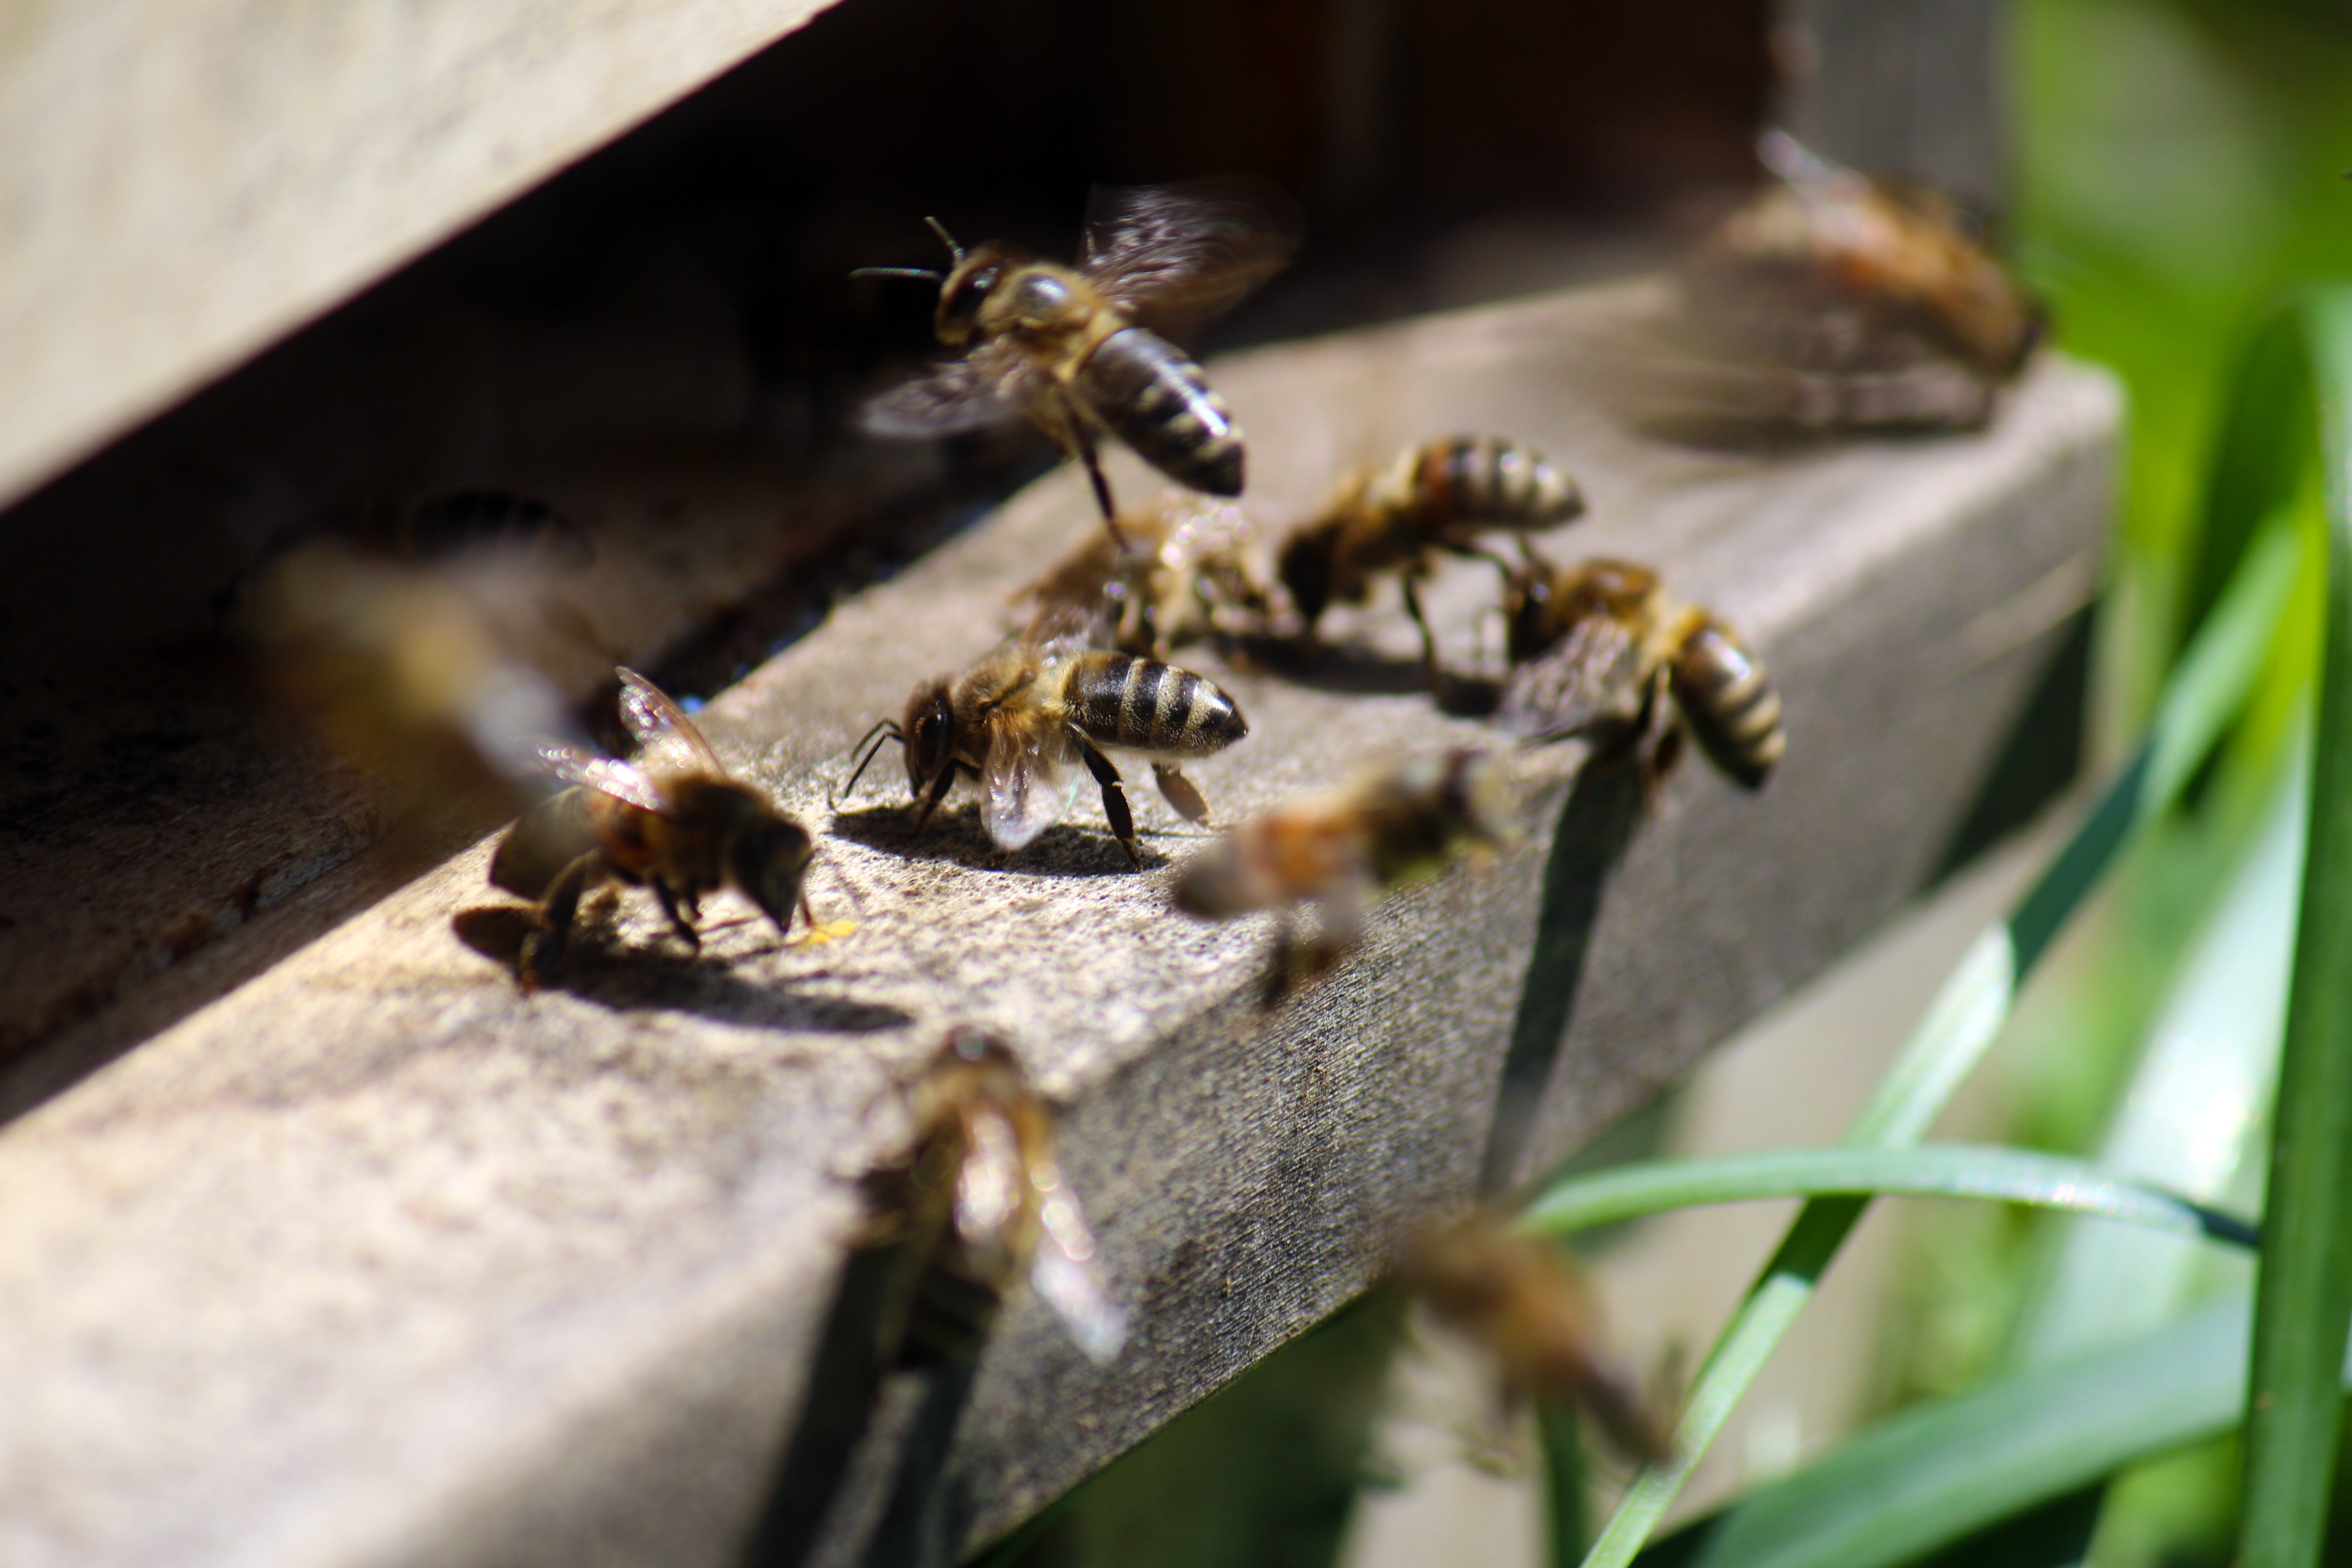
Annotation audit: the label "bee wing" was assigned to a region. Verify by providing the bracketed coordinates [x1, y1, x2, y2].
[1030, 1178, 1127, 1363]
[614, 667, 725, 778]
[1498, 616, 1650, 742]
[538, 743, 673, 815]
[863, 343, 1043, 438]
[980, 720, 1084, 851]
[1079, 176, 1302, 340]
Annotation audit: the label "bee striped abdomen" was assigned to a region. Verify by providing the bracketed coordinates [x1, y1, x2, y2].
[1411, 437, 1585, 533]
[404, 490, 593, 568]
[1071, 652, 1249, 756]
[1672, 621, 1784, 790]
[1079, 327, 1245, 497]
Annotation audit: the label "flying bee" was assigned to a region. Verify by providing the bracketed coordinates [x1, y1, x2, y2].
[489, 667, 839, 985]
[397, 490, 594, 570]
[1648, 130, 2043, 432]
[1397, 1211, 1676, 1468]
[866, 1028, 1126, 1366]
[1277, 436, 1586, 679]
[845, 633, 1249, 868]
[1173, 748, 1509, 992]
[855, 177, 1302, 540]
[1497, 555, 1782, 791]
[1013, 493, 1271, 658]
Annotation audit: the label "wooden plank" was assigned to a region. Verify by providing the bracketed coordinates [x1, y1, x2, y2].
[0, 0, 842, 512]
[0, 280, 2116, 1568]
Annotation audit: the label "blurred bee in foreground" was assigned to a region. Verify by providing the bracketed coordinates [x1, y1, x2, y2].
[1645, 131, 2042, 433]
[1498, 556, 1782, 792]
[249, 542, 592, 826]
[845, 631, 1250, 867]
[1397, 1212, 1675, 1467]
[856, 177, 1302, 541]
[1278, 437, 1586, 679]
[490, 668, 846, 985]
[1173, 748, 1509, 994]
[1013, 493, 1271, 658]
[866, 1029, 1126, 1366]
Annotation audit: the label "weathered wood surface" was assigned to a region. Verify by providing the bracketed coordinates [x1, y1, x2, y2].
[0, 280, 2115, 1568]
[0, 0, 842, 512]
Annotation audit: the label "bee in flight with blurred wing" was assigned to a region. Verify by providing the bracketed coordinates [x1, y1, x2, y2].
[1496, 554, 1782, 792]
[865, 1029, 1126, 1367]
[1397, 1210, 1677, 1468]
[1277, 436, 1586, 681]
[845, 624, 1250, 868]
[1174, 748, 1510, 995]
[856, 177, 1302, 543]
[491, 668, 845, 985]
[1013, 492, 1273, 659]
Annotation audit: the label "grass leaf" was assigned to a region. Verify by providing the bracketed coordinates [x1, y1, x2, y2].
[2239, 287, 2352, 1568]
[1572, 510, 2303, 1568]
[1515, 1143, 2258, 1249]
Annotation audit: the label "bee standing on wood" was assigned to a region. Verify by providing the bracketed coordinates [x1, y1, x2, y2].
[1173, 748, 1509, 993]
[856, 178, 1302, 543]
[1651, 131, 2043, 432]
[1277, 436, 1585, 680]
[490, 668, 842, 985]
[845, 628, 1250, 868]
[1497, 555, 1782, 792]
[866, 1029, 1126, 1366]
[1397, 1211, 1675, 1467]
[1013, 493, 1271, 658]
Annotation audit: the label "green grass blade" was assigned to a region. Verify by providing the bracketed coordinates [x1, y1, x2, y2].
[1574, 513, 2303, 1568]
[1630, 1302, 2306, 1568]
[2240, 288, 2352, 1568]
[1515, 1144, 2257, 1249]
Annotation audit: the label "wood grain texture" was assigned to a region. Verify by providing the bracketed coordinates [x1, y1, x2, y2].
[0, 280, 2116, 1568]
[0, 0, 841, 511]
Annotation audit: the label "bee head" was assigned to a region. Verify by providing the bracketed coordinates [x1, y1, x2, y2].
[936, 244, 1014, 346]
[730, 818, 815, 934]
[902, 680, 957, 797]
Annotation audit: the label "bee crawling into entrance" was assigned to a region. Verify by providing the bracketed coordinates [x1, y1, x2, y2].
[855, 177, 1302, 545]
[864, 1028, 1127, 1367]
[1276, 436, 1586, 684]
[843, 631, 1250, 868]
[490, 668, 850, 986]
[1496, 554, 1783, 794]
[1173, 748, 1510, 998]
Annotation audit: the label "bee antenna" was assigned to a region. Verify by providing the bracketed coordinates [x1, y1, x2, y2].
[837, 719, 905, 805]
[850, 266, 945, 284]
[923, 216, 966, 267]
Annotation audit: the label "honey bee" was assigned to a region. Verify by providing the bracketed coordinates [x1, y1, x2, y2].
[856, 177, 1302, 538]
[249, 541, 590, 821]
[866, 1028, 1126, 1366]
[1397, 1211, 1675, 1467]
[1013, 493, 1271, 658]
[398, 490, 594, 570]
[1277, 437, 1586, 678]
[1657, 131, 2043, 431]
[845, 633, 1250, 867]
[489, 668, 834, 984]
[1173, 748, 1509, 987]
[1497, 555, 1782, 791]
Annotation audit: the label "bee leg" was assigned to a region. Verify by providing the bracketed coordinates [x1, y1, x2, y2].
[653, 880, 701, 949]
[1076, 738, 1142, 867]
[1637, 674, 1686, 810]
[521, 851, 601, 988]
[1152, 763, 1212, 826]
[1063, 418, 1132, 553]
[1400, 574, 1444, 689]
